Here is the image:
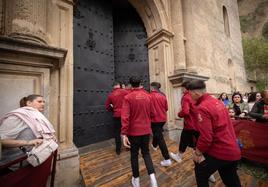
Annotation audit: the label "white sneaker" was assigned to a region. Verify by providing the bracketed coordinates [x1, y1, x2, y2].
[169, 152, 182, 163]
[208, 174, 216, 183]
[151, 144, 158, 151]
[150, 173, 158, 187]
[131, 177, 140, 187]
[160, 159, 172, 167]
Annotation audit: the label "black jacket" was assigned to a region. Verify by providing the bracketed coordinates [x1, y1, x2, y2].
[249, 100, 268, 123]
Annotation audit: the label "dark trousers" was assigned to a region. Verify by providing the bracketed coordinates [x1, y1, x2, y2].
[113, 117, 121, 151]
[128, 135, 155, 178]
[151, 122, 170, 160]
[195, 155, 242, 187]
[179, 129, 199, 153]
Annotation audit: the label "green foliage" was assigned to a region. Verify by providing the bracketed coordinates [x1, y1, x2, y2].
[256, 79, 268, 90]
[242, 37, 268, 68]
[262, 22, 268, 40]
[242, 37, 268, 90]
[240, 15, 254, 33]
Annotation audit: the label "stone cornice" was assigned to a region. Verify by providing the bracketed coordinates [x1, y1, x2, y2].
[0, 36, 67, 68]
[147, 29, 174, 47]
[60, 0, 74, 5]
[168, 72, 209, 87]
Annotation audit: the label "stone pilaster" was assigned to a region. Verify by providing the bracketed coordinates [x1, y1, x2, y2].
[147, 29, 176, 125]
[171, 0, 186, 71]
[0, 0, 4, 35]
[5, 0, 48, 44]
[181, 0, 197, 73]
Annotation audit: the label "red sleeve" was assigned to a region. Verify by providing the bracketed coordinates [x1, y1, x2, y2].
[196, 108, 213, 153]
[178, 97, 191, 118]
[121, 98, 130, 135]
[105, 95, 112, 111]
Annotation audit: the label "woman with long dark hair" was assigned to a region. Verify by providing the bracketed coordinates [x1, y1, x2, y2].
[218, 92, 230, 106]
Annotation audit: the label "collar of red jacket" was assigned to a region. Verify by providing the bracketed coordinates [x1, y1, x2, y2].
[196, 93, 210, 105]
[132, 87, 143, 91]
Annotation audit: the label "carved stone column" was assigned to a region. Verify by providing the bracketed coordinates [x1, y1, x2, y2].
[5, 0, 48, 44]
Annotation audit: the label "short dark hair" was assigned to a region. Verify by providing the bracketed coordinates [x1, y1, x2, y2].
[129, 76, 141, 88]
[231, 92, 243, 103]
[150, 82, 161, 89]
[20, 94, 43, 107]
[187, 80, 206, 90]
[113, 81, 121, 86]
[181, 81, 189, 89]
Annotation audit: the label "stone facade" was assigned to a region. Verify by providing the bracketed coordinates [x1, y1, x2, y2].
[0, 0, 250, 186]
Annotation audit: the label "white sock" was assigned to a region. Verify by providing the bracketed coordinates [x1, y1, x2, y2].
[150, 173, 158, 187]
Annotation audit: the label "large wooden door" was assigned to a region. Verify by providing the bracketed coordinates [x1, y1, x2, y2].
[73, 0, 149, 147]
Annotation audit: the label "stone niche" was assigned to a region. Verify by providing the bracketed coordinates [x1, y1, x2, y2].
[0, 36, 66, 117]
[0, 36, 63, 143]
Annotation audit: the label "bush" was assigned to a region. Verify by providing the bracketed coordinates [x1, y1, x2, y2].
[242, 37, 268, 90]
[262, 22, 268, 40]
[240, 15, 254, 33]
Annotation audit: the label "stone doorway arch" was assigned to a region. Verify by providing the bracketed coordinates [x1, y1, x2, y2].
[127, 0, 179, 125]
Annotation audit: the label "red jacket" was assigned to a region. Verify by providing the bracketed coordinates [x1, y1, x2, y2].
[105, 88, 128, 117]
[195, 94, 241, 161]
[121, 88, 153, 136]
[150, 90, 168, 123]
[178, 91, 197, 130]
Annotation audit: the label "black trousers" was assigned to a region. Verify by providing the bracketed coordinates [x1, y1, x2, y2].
[195, 154, 242, 187]
[179, 129, 199, 153]
[151, 122, 170, 160]
[128, 135, 155, 178]
[113, 117, 121, 151]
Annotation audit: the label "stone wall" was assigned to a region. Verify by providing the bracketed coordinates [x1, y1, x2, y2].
[182, 0, 250, 94]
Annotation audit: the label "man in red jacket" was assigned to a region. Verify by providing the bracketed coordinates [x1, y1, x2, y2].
[121, 77, 158, 187]
[150, 82, 172, 167]
[188, 80, 241, 187]
[170, 81, 199, 163]
[105, 82, 128, 155]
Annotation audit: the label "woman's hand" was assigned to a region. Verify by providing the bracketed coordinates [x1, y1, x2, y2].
[239, 113, 245, 118]
[122, 135, 131, 148]
[27, 139, 43, 147]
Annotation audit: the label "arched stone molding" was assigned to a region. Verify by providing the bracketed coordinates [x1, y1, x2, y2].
[128, 0, 181, 125]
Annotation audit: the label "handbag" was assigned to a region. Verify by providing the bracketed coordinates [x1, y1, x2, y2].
[27, 139, 58, 167]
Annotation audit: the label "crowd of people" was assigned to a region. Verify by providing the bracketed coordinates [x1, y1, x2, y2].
[105, 77, 267, 187]
[219, 90, 268, 122]
[1, 77, 266, 186]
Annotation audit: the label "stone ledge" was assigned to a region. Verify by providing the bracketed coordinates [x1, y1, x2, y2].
[168, 72, 209, 87]
[0, 36, 67, 68]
